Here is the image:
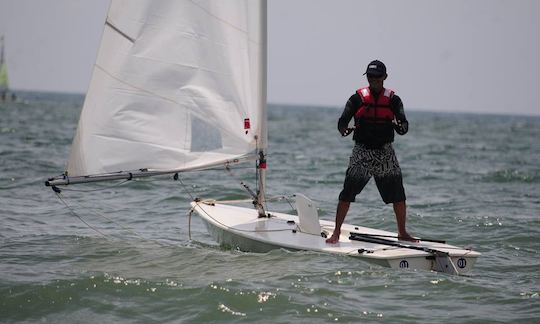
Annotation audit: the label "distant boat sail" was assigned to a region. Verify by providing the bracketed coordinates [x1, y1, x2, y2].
[45, 0, 479, 275]
[0, 35, 14, 101]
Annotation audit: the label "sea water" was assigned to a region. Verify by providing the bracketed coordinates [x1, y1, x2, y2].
[1, 92, 539, 323]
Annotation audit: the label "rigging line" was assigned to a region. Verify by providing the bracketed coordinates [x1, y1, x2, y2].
[174, 172, 301, 235]
[86, 204, 176, 247]
[222, 165, 293, 207]
[55, 193, 108, 238]
[175, 172, 256, 209]
[224, 165, 258, 200]
[178, 189, 325, 240]
[56, 194, 194, 273]
[192, 196, 295, 206]
[196, 204, 322, 239]
[194, 201, 296, 234]
[191, 199, 254, 205]
[56, 192, 174, 248]
[175, 173, 196, 202]
[281, 195, 296, 212]
[188, 207, 193, 240]
[174, 174, 197, 241]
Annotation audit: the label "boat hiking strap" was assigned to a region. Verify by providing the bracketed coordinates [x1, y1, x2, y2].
[350, 233, 461, 274]
[349, 232, 446, 244]
[349, 233, 449, 256]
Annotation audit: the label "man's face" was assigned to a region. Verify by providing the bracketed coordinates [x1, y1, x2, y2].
[367, 74, 386, 91]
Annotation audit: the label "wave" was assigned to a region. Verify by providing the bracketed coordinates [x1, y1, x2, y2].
[481, 169, 538, 183]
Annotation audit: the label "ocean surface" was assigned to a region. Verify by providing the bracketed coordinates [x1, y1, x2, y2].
[1, 92, 539, 323]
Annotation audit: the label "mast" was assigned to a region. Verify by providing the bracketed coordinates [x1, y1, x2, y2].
[256, 0, 268, 217]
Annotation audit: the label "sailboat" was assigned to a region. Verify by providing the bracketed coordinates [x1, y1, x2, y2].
[0, 35, 14, 102]
[45, 0, 480, 275]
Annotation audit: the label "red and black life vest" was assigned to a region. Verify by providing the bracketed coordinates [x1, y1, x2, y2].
[354, 87, 395, 124]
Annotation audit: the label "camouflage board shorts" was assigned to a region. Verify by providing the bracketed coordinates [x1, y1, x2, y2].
[339, 143, 406, 204]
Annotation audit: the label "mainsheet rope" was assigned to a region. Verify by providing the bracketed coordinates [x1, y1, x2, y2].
[54, 191, 175, 247]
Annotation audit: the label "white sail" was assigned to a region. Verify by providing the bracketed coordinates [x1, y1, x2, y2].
[67, 0, 267, 177]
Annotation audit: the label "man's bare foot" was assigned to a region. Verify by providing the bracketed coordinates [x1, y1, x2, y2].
[398, 232, 419, 242]
[325, 232, 340, 244]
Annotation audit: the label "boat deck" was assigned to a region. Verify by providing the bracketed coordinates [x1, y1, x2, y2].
[191, 201, 480, 274]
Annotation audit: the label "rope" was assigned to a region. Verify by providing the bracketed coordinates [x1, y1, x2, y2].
[174, 174, 196, 201]
[193, 200, 297, 234]
[54, 191, 174, 247]
[188, 208, 193, 240]
[173, 171, 302, 235]
[54, 191, 204, 274]
[55, 193, 108, 238]
[222, 165, 297, 211]
[273, 194, 296, 211]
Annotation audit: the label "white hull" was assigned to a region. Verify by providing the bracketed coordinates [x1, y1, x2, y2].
[191, 201, 480, 274]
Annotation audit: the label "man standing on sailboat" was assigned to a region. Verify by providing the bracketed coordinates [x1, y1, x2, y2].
[326, 60, 415, 244]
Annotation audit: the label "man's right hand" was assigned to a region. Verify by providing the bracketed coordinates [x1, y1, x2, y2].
[340, 128, 354, 137]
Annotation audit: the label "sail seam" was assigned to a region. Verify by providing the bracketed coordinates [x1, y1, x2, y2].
[94, 64, 176, 104]
[94, 63, 243, 106]
[187, 0, 260, 45]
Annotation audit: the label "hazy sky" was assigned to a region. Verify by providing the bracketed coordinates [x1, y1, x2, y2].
[0, 0, 539, 116]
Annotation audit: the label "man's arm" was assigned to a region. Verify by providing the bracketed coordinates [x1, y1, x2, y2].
[391, 95, 408, 135]
[338, 94, 361, 136]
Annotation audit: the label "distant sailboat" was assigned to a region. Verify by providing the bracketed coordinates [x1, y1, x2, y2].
[0, 35, 15, 102]
[45, 0, 479, 274]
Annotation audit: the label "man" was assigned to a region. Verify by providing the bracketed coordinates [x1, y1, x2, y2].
[326, 60, 415, 244]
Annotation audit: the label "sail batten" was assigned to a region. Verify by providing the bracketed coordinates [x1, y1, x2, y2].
[105, 20, 135, 43]
[63, 0, 267, 182]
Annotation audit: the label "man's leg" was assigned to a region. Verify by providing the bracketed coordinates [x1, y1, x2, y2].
[327, 144, 369, 244]
[393, 200, 415, 241]
[325, 200, 350, 244]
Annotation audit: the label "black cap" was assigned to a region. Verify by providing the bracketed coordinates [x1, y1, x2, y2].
[363, 60, 386, 76]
